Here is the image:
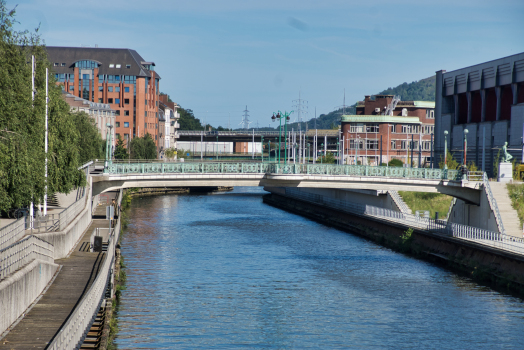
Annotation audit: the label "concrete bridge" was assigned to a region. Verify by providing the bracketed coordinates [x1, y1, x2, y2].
[92, 161, 482, 204]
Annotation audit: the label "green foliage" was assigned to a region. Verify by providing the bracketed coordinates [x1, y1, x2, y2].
[164, 147, 176, 159]
[319, 152, 336, 164]
[467, 161, 478, 172]
[114, 134, 129, 160]
[401, 228, 413, 245]
[493, 150, 501, 179]
[398, 191, 454, 220]
[388, 158, 404, 167]
[0, 2, 84, 212]
[507, 184, 524, 225]
[177, 148, 191, 159]
[178, 107, 204, 130]
[377, 76, 436, 102]
[72, 111, 104, 164]
[439, 150, 460, 170]
[129, 133, 156, 159]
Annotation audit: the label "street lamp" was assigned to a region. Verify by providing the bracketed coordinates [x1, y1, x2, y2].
[320, 143, 324, 164]
[463, 128, 469, 166]
[271, 110, 293, 165]
[337, 141, 340, 165]
[444, 130, 448, 169]
[307, 143, 311, 163]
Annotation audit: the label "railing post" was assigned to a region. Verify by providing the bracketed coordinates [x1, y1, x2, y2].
[221, 163, 224, 173]
[162, 163, 164, 173]
[365, 165, 369, 176]
[141, 164, 144, 173]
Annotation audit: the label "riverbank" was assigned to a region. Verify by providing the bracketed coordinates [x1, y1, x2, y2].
[263, 192, 524, 297]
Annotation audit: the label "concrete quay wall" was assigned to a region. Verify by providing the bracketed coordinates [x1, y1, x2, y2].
[0, 259, 60, 336]
[264, 192, 524, 294]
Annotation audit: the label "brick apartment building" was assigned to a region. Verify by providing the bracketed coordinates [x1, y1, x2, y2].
[341, 95, 435, 166]
[47, 47, 161, 147]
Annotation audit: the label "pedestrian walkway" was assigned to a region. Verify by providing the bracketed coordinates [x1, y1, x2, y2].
[0, 193, 118, 349]
[490, 182, 522, 238]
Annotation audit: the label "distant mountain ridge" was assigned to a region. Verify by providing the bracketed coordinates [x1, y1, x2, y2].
[302, 75, 436, 130]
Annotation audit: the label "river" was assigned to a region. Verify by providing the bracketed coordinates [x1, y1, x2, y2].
[115, 187, 524, 349]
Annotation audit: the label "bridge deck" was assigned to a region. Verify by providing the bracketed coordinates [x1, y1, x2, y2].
[0, 197, 117, 349]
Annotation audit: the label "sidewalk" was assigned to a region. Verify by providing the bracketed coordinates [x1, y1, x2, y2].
[0, 192, 119, 349]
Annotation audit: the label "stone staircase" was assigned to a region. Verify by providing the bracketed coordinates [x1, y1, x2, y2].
[489, 182, 522, 238]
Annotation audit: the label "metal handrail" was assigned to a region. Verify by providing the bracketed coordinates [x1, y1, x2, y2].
[284, 188, 524, 255]
[0, 216, 27, 251]
[482, 173, 506, 234]
[31, 186, 88, 234]
[388, 190, 412, 214]
[0, 235, 54, 280]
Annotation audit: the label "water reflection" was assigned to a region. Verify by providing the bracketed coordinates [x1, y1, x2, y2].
[116, 187, 524, 349]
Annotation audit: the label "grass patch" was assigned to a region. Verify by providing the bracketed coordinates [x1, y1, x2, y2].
[507, 184, 524, 226]
[398, 192, 454, 219]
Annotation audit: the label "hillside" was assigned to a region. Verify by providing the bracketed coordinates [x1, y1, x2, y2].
[307, 75, 436, 130]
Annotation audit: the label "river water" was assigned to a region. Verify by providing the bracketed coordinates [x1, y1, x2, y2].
[115, 187, 524, 349]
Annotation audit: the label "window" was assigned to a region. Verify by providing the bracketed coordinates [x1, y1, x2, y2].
[424, 125, 434, 134]
[124, 98, 129, 104]
[350, 123, 364, 133]
[349, 139, 364, 149]
[69, 86, 74, 91]
[108, 98, 113, 103]
[61, 63, 66, 67]
[115, 87, 120, 92]
[366, 123, 379, 133]
[115, 110, 120, 116]
[98, 98, 102, 103]
[116, 64, 121, 68]
[124, 122, 129, 128]
[422, 141, 432, 151]
[109, 64, 115, 68]
[426, 110, 435, 119]
[126, 65, 131, 69]
[108, 87, 113, 92]
[53, 63, 59, 67]
[366, 140, 379, 150]
[401, 140, 408, 150]
[125, 110, 129, 116]
[115, 98, 120, 104]
[116, 122, 120, 127]
[82, 74, 89, 80]
[145, 111, 147, 117]
[401, 124, 420, 134]
[390, 124, 395, 133]
[98, 86, 103, 91]
[124, 87, 130, 93]
[75, 60, 99, 69]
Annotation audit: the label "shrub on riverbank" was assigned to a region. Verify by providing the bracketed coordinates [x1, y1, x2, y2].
[398, 192, 453, 219]
[507, 184, 524, 225]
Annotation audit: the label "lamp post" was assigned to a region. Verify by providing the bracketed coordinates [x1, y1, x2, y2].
[444, 130, 448, 169]
[308, 143, 311, 163]
[271, 110, 293, 165]
[216, 135, 219, 161]
[463, 128, 469, 166]
[261, 136, 264, 163]
[320, 143, 324, 164]
[337, 142, 340, 165]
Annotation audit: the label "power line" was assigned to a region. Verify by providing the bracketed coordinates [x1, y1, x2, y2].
[292, 91, 308, 131]
[239, 105, 251, 129]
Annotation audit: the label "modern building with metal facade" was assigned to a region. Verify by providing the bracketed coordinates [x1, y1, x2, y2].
[434, 52, 524, 175]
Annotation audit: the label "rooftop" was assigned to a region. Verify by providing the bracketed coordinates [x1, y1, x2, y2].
[341, 115, 422, 124]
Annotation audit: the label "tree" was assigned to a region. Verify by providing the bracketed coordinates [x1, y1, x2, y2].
[114, 134, 129, 160]
[319, 152, 336, 164]
[72, 111, 104, 164]
[129, 133, 156, 159]
[0, 1, 84, 212]
[439, 150, 460, 170]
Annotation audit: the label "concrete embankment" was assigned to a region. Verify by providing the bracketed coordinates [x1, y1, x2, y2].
[263, 192, 524, 295]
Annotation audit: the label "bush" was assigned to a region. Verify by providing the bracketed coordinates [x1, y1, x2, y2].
[388, 158, 404, 167]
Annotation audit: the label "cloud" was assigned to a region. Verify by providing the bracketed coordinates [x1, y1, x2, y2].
[287, 17, 308, 31]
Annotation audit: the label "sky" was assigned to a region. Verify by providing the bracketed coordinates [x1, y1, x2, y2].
[8, 0, 524, 129]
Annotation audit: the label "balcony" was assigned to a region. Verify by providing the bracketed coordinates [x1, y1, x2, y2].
[173, 121, 180, 129]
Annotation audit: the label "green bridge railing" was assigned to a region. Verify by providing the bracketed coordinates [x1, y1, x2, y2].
[103, 162, 461, 181]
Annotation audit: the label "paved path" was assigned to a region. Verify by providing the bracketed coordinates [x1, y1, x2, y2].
[0, 193, 118, 349]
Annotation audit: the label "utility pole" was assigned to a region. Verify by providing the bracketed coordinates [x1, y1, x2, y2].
[292, 91, 308, 132]
[240, 105, 251, 129]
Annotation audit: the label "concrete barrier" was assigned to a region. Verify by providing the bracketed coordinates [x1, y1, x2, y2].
[0, 259, 59, 335]
[37, 178, 93, 259]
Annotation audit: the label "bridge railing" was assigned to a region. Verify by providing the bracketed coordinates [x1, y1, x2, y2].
[481, 173, 506, 235]
[0, 235, 54, 281]
[103, 161, 462, 180]
[283, 188, 524, 255]
[0, 216, 27, 251]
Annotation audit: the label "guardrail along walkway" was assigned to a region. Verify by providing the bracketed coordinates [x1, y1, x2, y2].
[0, 194, 118, 349]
